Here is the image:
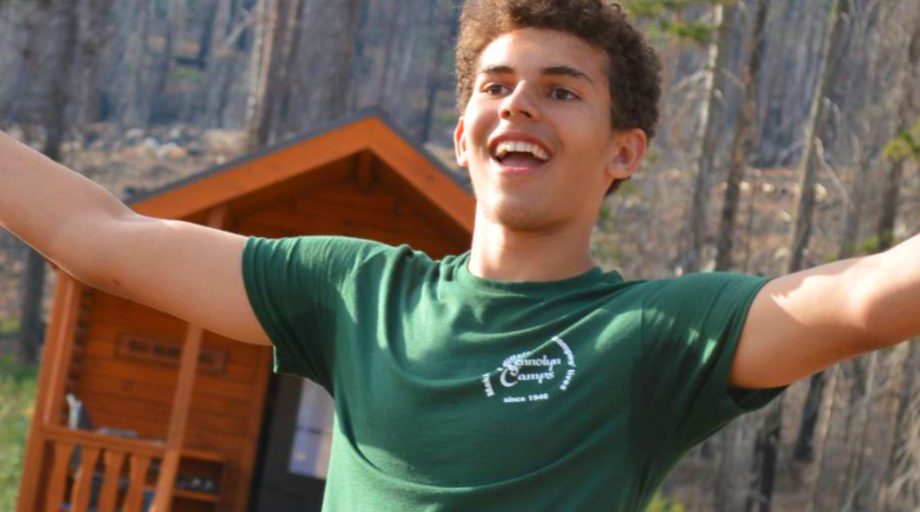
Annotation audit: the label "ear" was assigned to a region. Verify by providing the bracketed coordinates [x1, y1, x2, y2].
[605, 128, 647, 181]
[454, 116, 469, 168]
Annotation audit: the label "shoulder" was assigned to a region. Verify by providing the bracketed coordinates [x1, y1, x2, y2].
[620, 272, 770, 332]
[246, 235, 395, 258]
[245, 235, 437, 269]
[626, 272, 768, 303]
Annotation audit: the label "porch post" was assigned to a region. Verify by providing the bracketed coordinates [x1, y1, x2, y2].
[17, 273, 84, 511]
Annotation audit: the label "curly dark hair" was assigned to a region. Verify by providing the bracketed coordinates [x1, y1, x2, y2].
[455, 0, 662, 194]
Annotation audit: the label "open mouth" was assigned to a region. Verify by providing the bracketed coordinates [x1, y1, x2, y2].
[490, 140, 551, 173]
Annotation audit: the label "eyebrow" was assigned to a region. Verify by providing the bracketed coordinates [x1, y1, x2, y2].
[479, 64, 595, 85]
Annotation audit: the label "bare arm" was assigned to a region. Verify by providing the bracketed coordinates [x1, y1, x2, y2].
[731, 233, 920, 389]
[0, 130, 270, 345]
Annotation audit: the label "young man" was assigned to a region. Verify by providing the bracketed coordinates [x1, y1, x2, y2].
[0, 0, 917, 510]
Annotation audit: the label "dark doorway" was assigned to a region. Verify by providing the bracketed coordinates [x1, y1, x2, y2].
[251, 375, 334, 511]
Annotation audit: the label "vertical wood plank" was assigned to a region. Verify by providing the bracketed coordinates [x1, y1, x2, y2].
[151, 206, 228, 512]
[19, 275, 84, 512]
[71, 446, 101, 512]
[97, 450, 126, 512]
[123, 455, 152, 512]
[44, 441, 75, 512]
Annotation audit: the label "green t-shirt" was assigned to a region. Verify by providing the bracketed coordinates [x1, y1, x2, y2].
[242, 236, 783, 511]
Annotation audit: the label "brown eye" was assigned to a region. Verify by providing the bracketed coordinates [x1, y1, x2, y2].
[483, 83, 510, 95]
[550, 87, 578, 100]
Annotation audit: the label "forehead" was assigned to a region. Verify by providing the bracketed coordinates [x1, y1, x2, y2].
[477, 28, 609, 82]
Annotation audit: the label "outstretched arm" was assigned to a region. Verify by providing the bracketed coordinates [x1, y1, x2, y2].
[731, 233, 920, 389]
[0, 130, 271, 345]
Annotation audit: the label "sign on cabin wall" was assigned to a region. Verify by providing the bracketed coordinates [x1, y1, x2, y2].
[116, 334, 228, 374]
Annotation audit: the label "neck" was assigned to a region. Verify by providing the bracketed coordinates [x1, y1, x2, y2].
[468, 209, 596, 282]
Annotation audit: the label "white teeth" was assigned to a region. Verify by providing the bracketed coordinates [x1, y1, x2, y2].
[494, 141, 550, 161]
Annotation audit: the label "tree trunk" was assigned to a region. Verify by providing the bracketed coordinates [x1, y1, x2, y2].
[374, 2, 401, 107]
[841, 354, 877, 512]
[420, 0, 454, 142]
[715, 0, 770, 272]
[199, 0, 240, 127]
[877, 7, 920, 252]
[119, 0, 154, 127]
[75, 0, 115, 125]
[746, 397, 784, 512]
[836, 155, 870, 261]
[878, 342, 920, 511]
[789, 0, 850, 465]
[196, 0, 220, 69]
[792, 372, 825, 462]
[292, 0, 362, 129]
[271, 0, 308, 141]
[741, 168, 762, 273]
[327, 0, 362, 120]
[877, 159, 905, 251]
[244, 0, 274, 149]
[804, 366, 841, 512]
[681, 4, 732, 273]
[17, 248, 45, 364]
[347, 0, 371, 112]
[787, 0, 848, 274]
[713, 418, 754, 512]
[152, 0, 187, 119]
[246, 0, 282, 148]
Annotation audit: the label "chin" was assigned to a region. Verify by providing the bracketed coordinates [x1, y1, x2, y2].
[481, 196, 559, 232]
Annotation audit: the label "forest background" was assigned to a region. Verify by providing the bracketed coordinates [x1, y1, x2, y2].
[0, 0, 919, 511]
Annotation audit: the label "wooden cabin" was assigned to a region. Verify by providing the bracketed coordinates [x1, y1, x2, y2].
[17, 112, 475, 512]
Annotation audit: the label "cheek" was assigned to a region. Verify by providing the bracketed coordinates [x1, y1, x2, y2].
[467, 126, 495, 162]
[465, 98, 499, 134]
[568, 112, 613, 158]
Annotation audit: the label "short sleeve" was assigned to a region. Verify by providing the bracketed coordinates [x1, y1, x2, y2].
[639, 272, 785, 454]
[242, 236, 390, 390]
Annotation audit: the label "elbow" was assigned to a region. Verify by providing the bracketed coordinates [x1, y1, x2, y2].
[47, 210, 142, 293]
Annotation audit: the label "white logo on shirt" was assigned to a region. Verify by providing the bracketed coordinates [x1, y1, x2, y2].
[482, 336, 576, 404]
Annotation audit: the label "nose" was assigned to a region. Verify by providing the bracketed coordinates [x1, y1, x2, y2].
[500, 82, 540, 121]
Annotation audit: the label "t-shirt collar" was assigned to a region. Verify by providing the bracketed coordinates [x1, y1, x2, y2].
[453, 252, 619, 296]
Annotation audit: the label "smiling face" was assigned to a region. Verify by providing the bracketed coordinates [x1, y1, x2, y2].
[455, 28, 645, 233]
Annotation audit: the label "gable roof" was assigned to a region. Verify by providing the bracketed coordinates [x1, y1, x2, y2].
[128, 110, 474, 232]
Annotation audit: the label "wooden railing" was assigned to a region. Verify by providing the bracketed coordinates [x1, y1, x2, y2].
[43, 425, 166, 512]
